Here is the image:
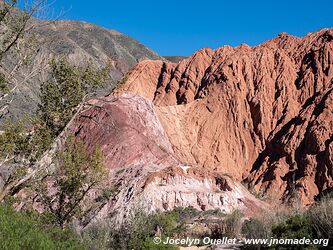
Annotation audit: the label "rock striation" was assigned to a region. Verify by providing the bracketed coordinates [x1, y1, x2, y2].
[67, 93, 266, 219]
[69, 28, 333, 217]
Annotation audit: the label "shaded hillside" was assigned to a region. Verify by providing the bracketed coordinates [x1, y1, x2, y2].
[34, 20, 163, 78]
[0, 19, 163, 125]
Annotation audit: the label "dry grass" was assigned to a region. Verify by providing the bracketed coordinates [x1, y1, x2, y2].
[306, 197, 333, 239]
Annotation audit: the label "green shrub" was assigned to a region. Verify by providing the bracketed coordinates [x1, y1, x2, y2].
[0, 205, 85, 250]
[242, 217, 270, 240]
[0, 119, 29, 158]
[270, 198, 333, 248]
[272, 214, 314, 240]
[120, 209, 179, 250]
[242, 198, 333, 249]
[37, 136, 106, 228]
[0, 72, 9, 93]
[170, 206, 200, 221]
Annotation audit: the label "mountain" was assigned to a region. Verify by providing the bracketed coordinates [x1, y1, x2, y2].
[163, 56, 188, 63]
[61, 28, 333, 219]
[0, 19, 163, 125]
[34, 20, 163, 79]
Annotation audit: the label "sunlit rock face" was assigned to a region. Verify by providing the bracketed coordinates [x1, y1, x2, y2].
[69, 29, 333, 219]
[68, 93, 267, 220]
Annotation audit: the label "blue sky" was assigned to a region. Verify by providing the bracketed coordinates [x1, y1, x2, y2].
[36, 0, 333, 56]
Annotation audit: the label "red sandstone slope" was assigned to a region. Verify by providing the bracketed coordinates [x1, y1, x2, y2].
[66, 29, 333, 218]
[112, 28, 333, 206]
[67, 93, 267, 218]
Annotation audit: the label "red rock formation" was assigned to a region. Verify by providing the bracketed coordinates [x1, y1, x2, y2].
[67, 93, 266, 219]
[69, 28, 333, 216]
[113, 28, 333, 206]
[72, 93, 178, 170]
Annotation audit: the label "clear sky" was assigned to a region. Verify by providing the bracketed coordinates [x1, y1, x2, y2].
[35, 0, 333, 56]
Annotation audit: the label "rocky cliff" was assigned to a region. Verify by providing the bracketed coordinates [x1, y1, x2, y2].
[115, 28, 333, 206]
[66, 93, 266, 220]
[67, 28, 332, 219]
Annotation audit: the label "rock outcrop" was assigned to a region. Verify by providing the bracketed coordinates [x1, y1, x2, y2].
[110, 28, 333, 207]
[67, 28, 333, 219]
[67, 93, 266, 219]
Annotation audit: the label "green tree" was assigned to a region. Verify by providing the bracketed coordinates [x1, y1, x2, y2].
[0, 119, 32, 201]
[37, 136, 106, 228]
[0, 59, 110, 203]
[37, 58, 109, 141]
[0, 1, 110, 205]
[0, 0, 48, 198]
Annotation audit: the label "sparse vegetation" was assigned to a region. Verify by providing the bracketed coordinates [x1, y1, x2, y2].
[272, 214, 314, 241]
[0, 119, 29, 158]
[242, 210, 288, 241]
[273, 201, 333, 246]
[210, 209, 243, 239]
[0, 2, 112, 245]
[241, 181, 267, 200]
[80, 199, 333, 249]
[37, 136, 106, 228]
[83, 208, 180, 250]
[223, 209, 243, 238]
[242, 197, 333, 249]
[0, 72, 9, 93]
[114, 74, 128, 88]
[0, 0, 48, 117]
[307, 197, 333, 241]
